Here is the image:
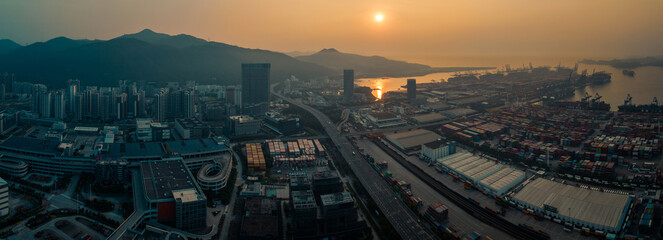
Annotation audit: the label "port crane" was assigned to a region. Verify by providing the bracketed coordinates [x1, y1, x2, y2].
[593, 93, 602, 102]
[581, 92, 592, 102]
[624, 94, 633, 105]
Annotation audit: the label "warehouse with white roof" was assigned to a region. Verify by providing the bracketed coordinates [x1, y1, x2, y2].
[510, 178, 633, 233]
[436, 152, 525, 196]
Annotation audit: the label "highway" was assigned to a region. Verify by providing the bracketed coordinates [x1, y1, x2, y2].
[108, 168, 147, 240]
[371, 138, 550, 240]
[273, 90, 437, 240]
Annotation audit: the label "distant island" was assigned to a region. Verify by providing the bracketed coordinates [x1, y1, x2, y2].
[580, 56, 663, 69]
[296, 48, 492, 78]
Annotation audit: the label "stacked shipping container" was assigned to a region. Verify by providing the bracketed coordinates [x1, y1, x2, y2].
[246, 143, 266, 174]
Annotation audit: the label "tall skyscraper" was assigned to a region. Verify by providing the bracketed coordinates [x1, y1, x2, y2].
[72, 93, 83, 121]
[225, 86, 242, 106]
[154, 89, 168, 122]
[31, 84, 47, 114]
[0, 84, 5, 101]
[115, 93, 127, 120]
[343, 69, 354, 104]
[39, 91, 52, 118]
[183, 90, 195, 118]
[67, 79, 80, 112]
[407, 78, 416, 104]
[99, 94, 111, 121]
[53, 91, 66, 119]
[241, 63, 270, 115]
[3, 73, 13, 96]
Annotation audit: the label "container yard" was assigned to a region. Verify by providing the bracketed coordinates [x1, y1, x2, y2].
[273, 155, 318, 168]
[510, 178, 634, 233]
[246, 143, 266, 174]
[425, 202, 449, 224]
[433, 102, 663, 190]
[582, 135, 660, 160]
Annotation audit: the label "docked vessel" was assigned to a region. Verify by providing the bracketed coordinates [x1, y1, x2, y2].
[622, 69, 635, 77]
[618, 95, 663, 113]
[578, 71, 611, 84]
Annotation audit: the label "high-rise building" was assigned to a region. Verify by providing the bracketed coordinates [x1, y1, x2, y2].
[225, 86, 242, 106]
[0, 177, 8, 217]
[39, 91, 52, 118]
[31, 84, 47, 113]
[90, 91, 100, 118]
[96, 160, 128, 185]
[53, 91, 66, 119]
[115, 93, 127, 120]
[183, 90, 195, 118]
[0, 84, 5, 101]
[136, 90, 146, 117]
[99, 94, 112, 121]
[343, 69, 354, 104]
[2, 72, 12, 97]
[241, 63, 270, 115]
[407, 78, 416, 104]
[67, 79, 80, 112]
[174, 189, 207, 232]
[72, 93, 83, 121]
[154, 89, 168, 122]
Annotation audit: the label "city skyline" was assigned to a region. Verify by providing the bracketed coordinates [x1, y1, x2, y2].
[1, 1, 662, 240]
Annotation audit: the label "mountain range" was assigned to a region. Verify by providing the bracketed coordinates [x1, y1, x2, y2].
[0, 29, 488, 88]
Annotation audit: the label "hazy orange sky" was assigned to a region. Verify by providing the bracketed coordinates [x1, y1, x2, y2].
[1, 0, 663, 66]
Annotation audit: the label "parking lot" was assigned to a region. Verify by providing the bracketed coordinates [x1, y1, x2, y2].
[12, 216, 109, 240]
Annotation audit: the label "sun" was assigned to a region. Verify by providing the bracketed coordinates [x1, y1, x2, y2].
[375, 14, 384, 22]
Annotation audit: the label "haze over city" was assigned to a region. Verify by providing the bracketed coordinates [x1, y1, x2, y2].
[2, 0, 663, 66]
[1, 1, 663, 240]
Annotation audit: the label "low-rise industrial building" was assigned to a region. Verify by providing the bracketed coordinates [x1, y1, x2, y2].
[367, 112, 407, 128]
[436, 152, 525, 196]
[175, 118, 210, 139]
[421, 139, 456, 161]
[441, 108, 477, 119]
[510, 178, 633, 233]
[96, 160, 129, 185]
[140, 159, 207, 233]
[225, 115, 261, 136]
[264, 111, 300, 135]
[410, 113, 448, 124]
[240, 197, 281, 239]
[385, 129, 442, 151]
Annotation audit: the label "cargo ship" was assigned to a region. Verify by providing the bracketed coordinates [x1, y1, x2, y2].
[618, 95, 663, 113]
[577, 71, 611, 85]
[622, 69, 635, 77]
[552, 92, 610, 111]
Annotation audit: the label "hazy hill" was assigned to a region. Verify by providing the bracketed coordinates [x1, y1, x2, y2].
[0, 29, 487, 88]
[580, 56, 663, 69]
[116, 29, 208, 48]
[0, 39, 22, 54]
[296, 48, 490, 78]
[0, 29, 334, 88]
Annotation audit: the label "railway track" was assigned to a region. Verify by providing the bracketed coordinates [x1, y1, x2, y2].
[371, 138, 550, 240]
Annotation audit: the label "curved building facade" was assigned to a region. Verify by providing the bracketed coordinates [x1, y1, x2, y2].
[196, 153, 232, 192]
[0, 159, 29, 177]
